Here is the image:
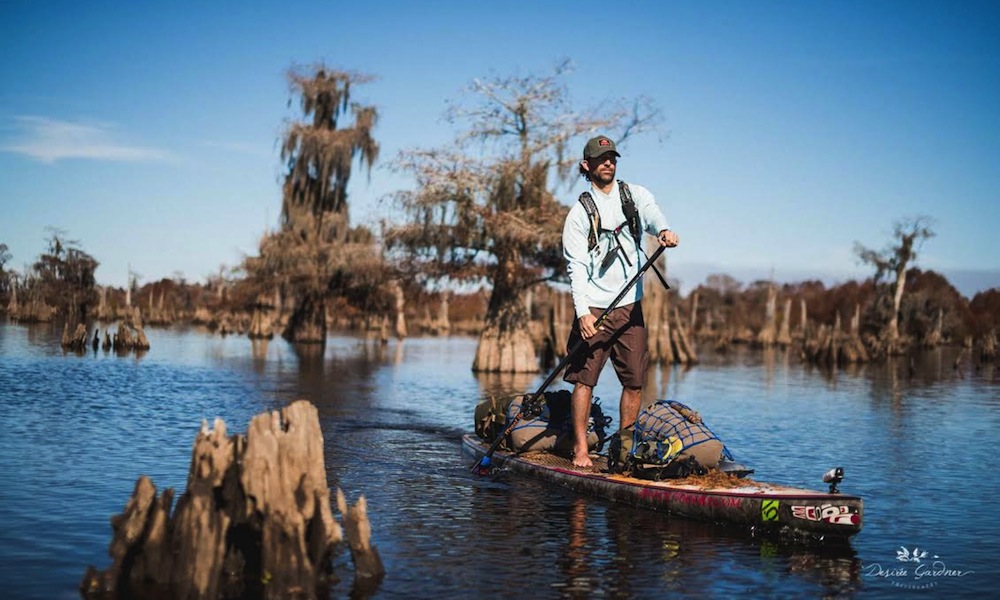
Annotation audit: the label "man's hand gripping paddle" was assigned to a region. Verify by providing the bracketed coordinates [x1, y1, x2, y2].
[472, 245, 667, 476]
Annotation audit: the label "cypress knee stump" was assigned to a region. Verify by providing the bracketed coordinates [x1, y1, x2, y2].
[81, 400, 384, 599]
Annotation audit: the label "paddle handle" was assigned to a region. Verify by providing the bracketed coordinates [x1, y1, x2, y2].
[473, 244, 667, 471]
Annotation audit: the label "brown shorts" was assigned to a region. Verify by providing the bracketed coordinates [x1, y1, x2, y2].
[563, 301, 649, 389]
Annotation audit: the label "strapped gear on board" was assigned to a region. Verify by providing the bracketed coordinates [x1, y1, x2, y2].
[607, 400, 734, 480]
[476, 394, 750, 480]
[474, 390, 612, 455]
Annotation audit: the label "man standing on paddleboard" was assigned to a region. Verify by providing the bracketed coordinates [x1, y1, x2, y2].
[562, 134, 678, 468]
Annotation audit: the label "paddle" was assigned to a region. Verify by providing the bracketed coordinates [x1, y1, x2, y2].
[472, 244, 668, 475]
[607, 225, 672, 292]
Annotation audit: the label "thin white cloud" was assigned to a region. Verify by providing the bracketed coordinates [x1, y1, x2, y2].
[1, 116, 173, 163]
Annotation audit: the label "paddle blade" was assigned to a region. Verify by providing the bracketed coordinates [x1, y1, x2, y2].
[471, 455, 493, 476]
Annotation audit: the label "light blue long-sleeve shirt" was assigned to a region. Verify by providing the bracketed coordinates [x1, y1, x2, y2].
[562, 180, 671, 319]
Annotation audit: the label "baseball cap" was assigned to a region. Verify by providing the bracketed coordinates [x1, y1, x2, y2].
[582, 135, 621, 159]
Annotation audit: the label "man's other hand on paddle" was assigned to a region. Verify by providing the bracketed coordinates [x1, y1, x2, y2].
[578, 314, 601, 339]
[657, 229, 679, 247]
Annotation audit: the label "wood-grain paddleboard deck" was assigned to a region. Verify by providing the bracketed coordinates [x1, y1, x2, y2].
[463, 434, 862, 540]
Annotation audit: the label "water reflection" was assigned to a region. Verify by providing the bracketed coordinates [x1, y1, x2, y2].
[288, 339, 408, 390]
[393, 339, 404, 366]
[762, 346, 776, 390]
[250, 337, 269, 372]
[469, 480, 866, 599]
[642, 361, 684, 405]
[784, 544, 861, 595]
[291, 340, 326, 367]
[558, 498, 592, 598]
[474, 371, 540, 399]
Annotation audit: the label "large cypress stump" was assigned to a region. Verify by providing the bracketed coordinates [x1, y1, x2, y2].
[755, 284, 778, 347]
[641, 259, 697, 365]
[473, 290, 537, 373]
[61, 322, 89, 351]
[248, 292, 277, 340]
[80, 400, 383, 599]
[979, 329, 997, 363]
[283, 297, 326, 344]
[776, 298, 793, 347]
[390, 280, 407, 339]
[473, 322, 537, 372]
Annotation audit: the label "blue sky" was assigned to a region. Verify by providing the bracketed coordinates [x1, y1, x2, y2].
[1, 1, 998, 297]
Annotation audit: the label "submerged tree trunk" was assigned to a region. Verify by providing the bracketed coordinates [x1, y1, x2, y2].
[283, 295, 326, 344]
[777, 297, 792, 347]
[643, 271, 697, 365]
[436, 291, 451, 335]
[551, 292, 571, 360]
[61, 322, 89, 351]
[922, 308, 944, 348]
[672, 307, 697, 364]
[7, 284, 18, 316]
[644, 280, 674, 364]
[473, 297, 536, 372]
[248, 292, 277, 340]
[978, 329, 997, 362]
[689, 291, 699, 332]
[472, 256, 536, 373]
[390, 280, 407, 339]
[803, 309, 869, 367]
[799, 298, 808, 337]
[756, 284, 778, 347]
[96, 286, 110, 321]
[888, 266, 907, 341]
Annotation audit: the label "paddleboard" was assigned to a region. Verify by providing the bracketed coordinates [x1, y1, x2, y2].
[463, 434, 862, 540]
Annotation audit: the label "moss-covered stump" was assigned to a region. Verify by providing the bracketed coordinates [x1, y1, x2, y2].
[80, 400, 383, 599]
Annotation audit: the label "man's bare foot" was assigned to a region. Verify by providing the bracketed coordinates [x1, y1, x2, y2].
[572, 447, 594, 469]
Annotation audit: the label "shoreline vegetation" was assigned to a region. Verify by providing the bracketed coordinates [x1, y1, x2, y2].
[1, 64, 997, 370]
[2, 254, 997, 370]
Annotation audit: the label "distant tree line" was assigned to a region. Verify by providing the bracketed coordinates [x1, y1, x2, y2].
[1, 230, 98, 323]
[2, 228, 997, 361]
[688, 268, 998, 347]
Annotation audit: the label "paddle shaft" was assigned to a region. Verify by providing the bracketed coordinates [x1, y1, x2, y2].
[473, 244, 667, 471]
[610, 226, 671, 292]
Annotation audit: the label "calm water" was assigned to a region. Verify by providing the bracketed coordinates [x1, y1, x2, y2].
[1, 321, 998, 599]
